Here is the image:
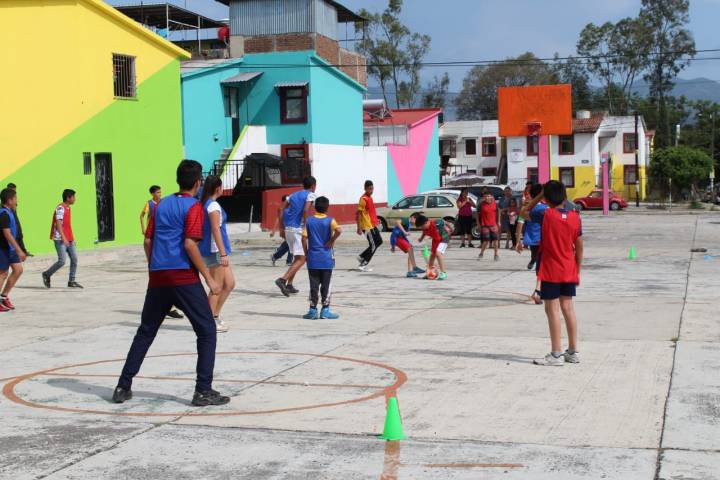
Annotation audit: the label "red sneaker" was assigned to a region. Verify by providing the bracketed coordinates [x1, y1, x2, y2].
[1, 296, 14, 310]
[0, 302, 9, 312]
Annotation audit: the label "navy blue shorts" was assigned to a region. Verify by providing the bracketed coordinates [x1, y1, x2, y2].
[540, 281, 576, 300]
[0, 248, 20, 271]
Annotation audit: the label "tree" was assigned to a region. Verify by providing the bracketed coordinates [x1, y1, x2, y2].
[356, 0, 432, 109]
[551, 54, 593, 111]
[576, 18, 649, 115]
[421, 73, 450, 109]
[639, 0, 696, 148]
[631, 94, 691, 143]
[649, 146, 712, 197]
[678, 101, 720, 163]
[454, 52, 558, 120]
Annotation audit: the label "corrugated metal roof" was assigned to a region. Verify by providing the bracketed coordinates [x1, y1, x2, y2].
[275, 81, 309, 88]
[221, 72, 263, 84]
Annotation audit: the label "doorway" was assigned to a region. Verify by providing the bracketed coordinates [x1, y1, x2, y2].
[94, 153, 115, 242]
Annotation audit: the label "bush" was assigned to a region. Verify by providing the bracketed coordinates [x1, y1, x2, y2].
[649, 147, 713, 199]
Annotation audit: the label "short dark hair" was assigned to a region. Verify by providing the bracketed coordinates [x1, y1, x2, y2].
[543, 180, 567, 207]
[409, 212, 422, 220]
[364, 180, 374, 189]
[530, 183, 543, 197]
[7, 183, 16, 190]
[414, 214, 428, 228]
[281, 194, 288, 202]
[62, 189, 76, 202]
[526, 181, 533, 186]
[314, 196, 330, 213]
[0, 188, 16, 204]
[482, 189, 491, 196]
[149, 185, 161, 194]
[176, 160, 203, 190]
[303, 176, 317, 190]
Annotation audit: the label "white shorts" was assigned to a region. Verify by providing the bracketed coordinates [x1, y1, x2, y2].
[435, 242, 448, 255]
[285, 228, 305, 257]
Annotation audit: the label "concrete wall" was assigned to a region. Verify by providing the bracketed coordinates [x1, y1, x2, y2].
[387, 116, 440, 203]
[439, 120, 501, 174]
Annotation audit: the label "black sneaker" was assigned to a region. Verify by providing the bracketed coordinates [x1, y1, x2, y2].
[527, 260, 536, 270]
[275, 278, 289, 297]
[112, 386, 132, 403]
[68, 281, 84, 288]
[166, 309, 184, 319]
[286, 284, 299, 294]
[468, 242, 475, 248]
[459, 243, 466, 248]
[192, 389, 230, 407]
[42, 272, 51, 288]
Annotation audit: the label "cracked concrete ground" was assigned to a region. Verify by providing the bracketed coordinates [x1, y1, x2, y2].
[1, 210, 718, 479]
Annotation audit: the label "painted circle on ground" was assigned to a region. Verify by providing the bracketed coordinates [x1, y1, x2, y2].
[2, 352, 407, 417]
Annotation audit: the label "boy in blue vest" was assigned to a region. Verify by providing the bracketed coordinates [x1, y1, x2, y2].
[0, 188, 27, 312]
[275, 176, 317, 297]
[113, 160, 229, 407]
[301, 196, 342, 320]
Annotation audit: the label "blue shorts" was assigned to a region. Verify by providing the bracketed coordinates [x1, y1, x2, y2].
[0, 248, 20, 271]
[540, 281, 576, 300]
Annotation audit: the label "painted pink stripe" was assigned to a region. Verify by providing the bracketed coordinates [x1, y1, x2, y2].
[388, 118, 435, 196]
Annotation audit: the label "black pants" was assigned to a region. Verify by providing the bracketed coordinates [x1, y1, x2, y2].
[508, 224, 518, 246]
[530, 245, 540, 266]
[308, 269, 333, 307]
[359, 227, 383, 264]
[117, 282, 217, 392]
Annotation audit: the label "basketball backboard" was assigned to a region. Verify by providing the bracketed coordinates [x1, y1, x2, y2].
[498, 84, 573, 137]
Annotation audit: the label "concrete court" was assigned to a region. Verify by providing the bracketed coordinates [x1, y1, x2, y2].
[1, 210, 719, 480]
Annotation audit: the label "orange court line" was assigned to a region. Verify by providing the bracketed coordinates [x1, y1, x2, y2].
[39, 372, 386, 389]
[423, 463, 524, 469]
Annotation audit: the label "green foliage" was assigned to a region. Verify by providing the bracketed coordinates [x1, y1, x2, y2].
[454, 52, 558, 120]
[551, 55, 593, 111]
[649, 146, 713, 194]
[421, 72, 450, 109]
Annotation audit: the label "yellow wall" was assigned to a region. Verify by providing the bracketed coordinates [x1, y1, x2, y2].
[0, 0, 188, 179]
[551, 166, 596, 200]
[612, 164, 647, 201]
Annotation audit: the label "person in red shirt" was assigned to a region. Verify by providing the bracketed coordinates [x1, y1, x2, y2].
[356, 180, 383, 272]
[416, 214, 449, 280]
[477, 190, 500, 261]
[42, 189, 81, 288]
[524, 180, 584, 366]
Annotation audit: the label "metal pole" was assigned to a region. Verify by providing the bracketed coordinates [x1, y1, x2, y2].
[198, 15, 201, 57]
[635, 112, 640, 207]
[711, 111, 716, 195]
[248, 204, 254, 232]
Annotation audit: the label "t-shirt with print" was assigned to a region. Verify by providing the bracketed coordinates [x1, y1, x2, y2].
[531, 207, 583, 284]
[206, 200, 223, 253]
[51, 204, 74, 242]
[479, 200, 498, 227]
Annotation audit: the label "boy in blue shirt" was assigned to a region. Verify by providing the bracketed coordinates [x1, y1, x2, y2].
[302, 196, 342, 320]
[0, 188, 27, 311]
[516, 183, 547, 304]
[390, 213, 426, 278]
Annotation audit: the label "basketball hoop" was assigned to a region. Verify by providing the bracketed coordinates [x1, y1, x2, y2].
[527, 121, 542, 136]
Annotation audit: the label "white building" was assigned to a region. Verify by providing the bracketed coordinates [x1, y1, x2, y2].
[439, 120, 502, 179]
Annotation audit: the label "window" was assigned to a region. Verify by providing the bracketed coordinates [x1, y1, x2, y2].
[279, 86, 308, 124]
[223, 87, 239, 118]
[623, 133, 637, 154]
[427, 195, 454, 208]
[527, 167, 538, 185]
[624, 165, 637, 184]
[113, 54, 136, 99]
[440, 139, 457, 157]
[83, 152, 92, 175]
[482, 137, 497, 157]
[558, 135, 574, 155]
[482, 167, 497, 177]
[281, 144, 310, 184]
[363, 131, 370, 146]
[589, 191, 602, 199]
[559, 167, 575, 187]
[395, 196, 425, 209]
[465, 138, 477, 156]
[527, 136, 539, 156]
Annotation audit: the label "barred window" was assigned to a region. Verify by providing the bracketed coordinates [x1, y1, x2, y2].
[113, 54, 136, 99]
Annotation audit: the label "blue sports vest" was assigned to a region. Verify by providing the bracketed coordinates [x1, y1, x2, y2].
[0, 208, 17, 253]
[199, 200, 231, 257]
[306, 215, 334, 270]
[523, 203, 549, 247]
[150, 194, 199, 271]
[283, 190, 312, 229]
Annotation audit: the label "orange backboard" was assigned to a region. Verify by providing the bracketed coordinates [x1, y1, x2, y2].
[498, 84, 573, 137]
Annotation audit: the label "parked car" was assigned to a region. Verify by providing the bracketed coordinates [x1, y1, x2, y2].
[434, 185, 509, 202]
[377, 192, 482, 239]
[573, 190, 628, 211]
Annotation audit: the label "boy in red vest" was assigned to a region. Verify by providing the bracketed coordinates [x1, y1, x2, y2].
[113, 160, 228, 406]
[42, 189, 81, 288]
[356, 180, 383, 272]
[523, 180, 584, 366]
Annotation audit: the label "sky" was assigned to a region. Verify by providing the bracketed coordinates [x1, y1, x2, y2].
[114, 0, 720, 90]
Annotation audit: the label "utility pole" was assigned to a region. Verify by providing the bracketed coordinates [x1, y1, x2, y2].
[711, 110, 716, 197]
[635, 111, 640, 207]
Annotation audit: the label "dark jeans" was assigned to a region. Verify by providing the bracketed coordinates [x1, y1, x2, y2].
[308, 269, 333, 307]
[117, 282, 217, 392]
[359, 227, 383, 265]
[272, 241, 294, 265]
[44, 240, 78, 281]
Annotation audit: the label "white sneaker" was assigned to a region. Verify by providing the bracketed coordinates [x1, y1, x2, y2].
[358, 265, 373, 272]
[564, 350, 580, 364]
[533, 353, 565, 366]
[215, 318, 229, 333]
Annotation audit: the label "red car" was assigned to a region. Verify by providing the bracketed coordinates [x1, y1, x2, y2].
[573, 190, 628, 211]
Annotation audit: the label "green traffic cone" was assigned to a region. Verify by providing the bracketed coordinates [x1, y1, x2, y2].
[422, 245, 430, 261]
[629, 247, 636, 260]
[380, 397, 405, 441]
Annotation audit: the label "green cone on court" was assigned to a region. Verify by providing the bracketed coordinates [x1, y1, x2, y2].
[380, 397, 405, 441]
[629, 247, 636, 260]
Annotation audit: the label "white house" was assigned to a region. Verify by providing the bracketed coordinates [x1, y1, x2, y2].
[439, 120, 502, 179]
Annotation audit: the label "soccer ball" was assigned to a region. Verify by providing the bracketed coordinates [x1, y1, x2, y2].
[426, 269, 438, 280]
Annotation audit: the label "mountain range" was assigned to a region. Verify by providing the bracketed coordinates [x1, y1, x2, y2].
[366, 77, 720, 121]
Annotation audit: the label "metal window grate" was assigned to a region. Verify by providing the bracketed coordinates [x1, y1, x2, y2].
[113, 54, 136, 99]
[83, 152, 92, 175]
